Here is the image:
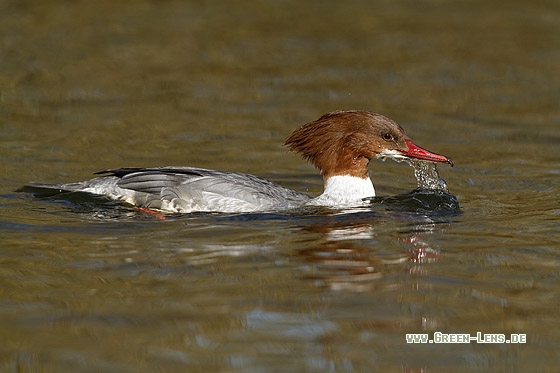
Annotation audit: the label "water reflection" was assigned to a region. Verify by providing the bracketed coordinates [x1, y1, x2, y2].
[298, 241, 385, 292]
[295, 193, 456, 291]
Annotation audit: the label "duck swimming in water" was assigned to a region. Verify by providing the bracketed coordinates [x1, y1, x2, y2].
[27, 110, 453, 213]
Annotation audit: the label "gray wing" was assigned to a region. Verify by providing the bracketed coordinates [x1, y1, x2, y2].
[99, 167, 311, 212]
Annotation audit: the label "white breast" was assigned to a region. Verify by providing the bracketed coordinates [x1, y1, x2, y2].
[306, 175, 375, 207]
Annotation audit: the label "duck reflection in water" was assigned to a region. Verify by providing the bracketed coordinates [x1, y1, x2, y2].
[296, 213, 447, 292]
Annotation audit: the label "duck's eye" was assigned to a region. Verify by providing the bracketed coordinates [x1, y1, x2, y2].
[382, 133, 393, 141]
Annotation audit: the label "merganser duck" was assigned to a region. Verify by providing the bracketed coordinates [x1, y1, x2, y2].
[27, 110, 453, 213]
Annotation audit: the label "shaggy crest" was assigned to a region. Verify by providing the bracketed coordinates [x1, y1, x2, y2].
[284, 110, 409, 178]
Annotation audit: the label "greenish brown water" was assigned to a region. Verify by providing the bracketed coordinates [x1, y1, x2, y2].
[1, 1, 559, 371]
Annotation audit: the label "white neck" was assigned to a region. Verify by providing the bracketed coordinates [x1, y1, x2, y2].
[307, 175, 375, 207]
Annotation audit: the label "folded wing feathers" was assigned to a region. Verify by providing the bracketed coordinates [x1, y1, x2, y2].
[111, 167, 310, 211]
[118, 172, 181, 195]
